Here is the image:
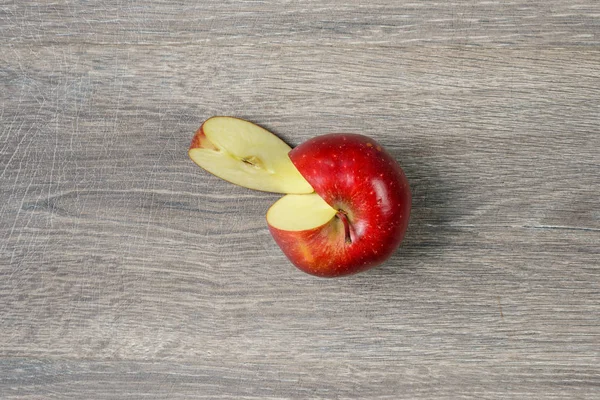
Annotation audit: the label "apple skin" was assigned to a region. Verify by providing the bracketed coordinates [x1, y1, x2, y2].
[189, 122, 218, 151]
[268, 134, 411, 277]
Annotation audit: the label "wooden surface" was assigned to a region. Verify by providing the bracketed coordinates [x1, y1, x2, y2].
[1, 1, 599, 398]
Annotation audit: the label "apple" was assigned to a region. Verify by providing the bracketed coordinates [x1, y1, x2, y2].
[189, 117, 411, 277]
[266, 134, 411, 277]
[188, 116, 313, 193]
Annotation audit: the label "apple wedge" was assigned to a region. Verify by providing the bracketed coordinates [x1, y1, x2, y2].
[188, 117, 313, 193]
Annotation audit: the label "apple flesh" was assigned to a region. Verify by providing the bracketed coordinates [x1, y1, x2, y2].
[267, 134, 411, 277]
[188, 117, 313, 194]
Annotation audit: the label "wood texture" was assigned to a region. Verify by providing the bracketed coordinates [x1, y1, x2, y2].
[1, 1, 599, 399]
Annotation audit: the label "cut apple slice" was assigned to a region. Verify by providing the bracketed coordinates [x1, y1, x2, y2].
[188, 117, 313, 194]
[266, 193, 337, 231]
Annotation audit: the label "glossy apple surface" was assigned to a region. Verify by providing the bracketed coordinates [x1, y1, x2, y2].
[267, 134, 411, 277]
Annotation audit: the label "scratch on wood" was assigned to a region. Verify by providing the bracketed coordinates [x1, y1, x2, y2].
[497, 296, 504, 319]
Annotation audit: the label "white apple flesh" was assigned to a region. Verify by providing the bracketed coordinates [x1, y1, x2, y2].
[267, 193, 338, 232]
[188, 117, 313, 194]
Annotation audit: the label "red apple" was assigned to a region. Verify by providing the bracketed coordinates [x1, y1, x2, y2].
[266, 134, 411, 277]
[188, 117, 411, 277]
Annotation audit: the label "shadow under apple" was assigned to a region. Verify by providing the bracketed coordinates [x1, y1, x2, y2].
[362, 142, 462, 278]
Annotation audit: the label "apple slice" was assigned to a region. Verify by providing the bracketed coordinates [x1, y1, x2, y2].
[188, 117, 313, 193]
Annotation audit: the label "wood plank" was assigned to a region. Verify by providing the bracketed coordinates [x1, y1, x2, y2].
[1, 6, 599, 399]
[2, 358, 600, 399]
[1, 0, 599, 47]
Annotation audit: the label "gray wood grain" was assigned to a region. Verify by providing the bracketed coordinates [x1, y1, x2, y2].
[2, 0, 600, 47]
[1, 1, 599, 399]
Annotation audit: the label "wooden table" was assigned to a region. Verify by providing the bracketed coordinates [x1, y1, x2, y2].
[1, 1, 599, 398]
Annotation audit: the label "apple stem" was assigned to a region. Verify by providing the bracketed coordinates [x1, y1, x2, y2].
[336, 210, 352, 244]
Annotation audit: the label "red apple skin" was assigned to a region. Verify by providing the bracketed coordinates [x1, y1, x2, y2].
[189, 120, 218, 151]
[269, 134, 411, 277]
